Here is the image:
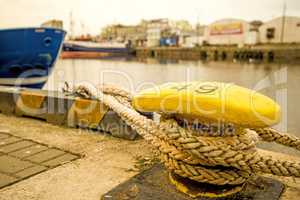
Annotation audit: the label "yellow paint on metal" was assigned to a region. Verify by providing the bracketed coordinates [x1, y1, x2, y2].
[169, 172, 244, 198]
[68, 98, 109, 128]
[132, 82, 281, 128]
[17, 91, 46, 110]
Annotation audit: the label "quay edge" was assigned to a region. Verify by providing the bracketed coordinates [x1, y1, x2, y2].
[134, 45, 300, 63]
[0, 86, 153, 140]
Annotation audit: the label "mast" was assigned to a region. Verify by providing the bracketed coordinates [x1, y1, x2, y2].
[280, 0, 287, 43]
[69, 11, 74, 40]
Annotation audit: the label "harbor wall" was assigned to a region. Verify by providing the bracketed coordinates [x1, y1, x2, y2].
[135, 45, 300, 62]
[0, 86, 151, 140]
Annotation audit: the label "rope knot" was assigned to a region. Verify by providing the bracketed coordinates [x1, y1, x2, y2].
[63, 83, 300, 186]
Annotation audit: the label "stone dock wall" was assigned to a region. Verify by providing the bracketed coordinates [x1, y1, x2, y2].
[135, 45, 300, 62]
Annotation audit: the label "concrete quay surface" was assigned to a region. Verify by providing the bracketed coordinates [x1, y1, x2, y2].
[1, 114, 300, 200]
[0, 114, 152, 200]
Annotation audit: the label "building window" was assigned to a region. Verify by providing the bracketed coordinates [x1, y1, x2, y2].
[266, 28, 275, 39]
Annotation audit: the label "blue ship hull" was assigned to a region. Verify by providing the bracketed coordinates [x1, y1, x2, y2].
[0, 28, 66, 88]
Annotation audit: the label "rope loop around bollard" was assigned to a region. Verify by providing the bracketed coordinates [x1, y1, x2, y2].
[64, 83, 300, 188]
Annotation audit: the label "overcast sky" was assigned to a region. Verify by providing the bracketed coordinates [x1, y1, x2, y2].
[1, 0, 300, 35]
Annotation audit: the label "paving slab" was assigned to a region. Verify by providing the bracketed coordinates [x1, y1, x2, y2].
[0, 155, 34, 174]
[10, 145, 48, 159]
[0, 173, 17, 188]
[42, 153, 78, 167]
[25, 149, 66, 163]
[0, 131, 80, 190]
[15, 165, 47, 179]
[0, 141, 35, 153]
[0, 137, 22, 146]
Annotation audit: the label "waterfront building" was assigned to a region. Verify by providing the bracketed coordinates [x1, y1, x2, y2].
[259, 16, 300, 44]
[172, 20, 194, 33]
[100, 24, 139, 42]
[100, 24, 146, 46]
[145, 19, 170, 47]
[181, 35, 205, 47]
[180, 24, 206, 47]
[41, 20, 63, 29]
[203, 16, 300, 46]
[145, 19, 194, 47]
[100, 16, 300, 47]
[146, 27, 161, 47]
[204, 18, 251, 46]
[244, 20, 263, 45]
[101, 19, 193, 47]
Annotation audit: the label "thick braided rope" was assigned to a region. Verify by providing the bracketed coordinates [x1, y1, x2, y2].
[91, 89, 253, 185]
[71, 84, 300, 185]
[98, 84, 132, 108]
[254, 128, 300, 151]
[160, 120, 300, 177]
[99, 84, 132, 100]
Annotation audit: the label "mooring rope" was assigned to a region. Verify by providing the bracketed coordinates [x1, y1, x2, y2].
[65, 83, 300, 186]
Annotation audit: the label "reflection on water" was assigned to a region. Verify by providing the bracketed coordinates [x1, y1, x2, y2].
[45, 58, 300, 155]
[46, 58, 291, 92]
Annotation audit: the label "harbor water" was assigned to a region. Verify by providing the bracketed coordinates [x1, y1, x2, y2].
[45, 58, 300, 150]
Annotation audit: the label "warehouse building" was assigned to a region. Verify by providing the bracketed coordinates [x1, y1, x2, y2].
[41, 20, 63, 29]
[259, 16, 300, 44]
[203, 16, 300, 46]
[146, 19, 170, 47]
[204, 19, 250, 46]
[100, 16, 300, 47]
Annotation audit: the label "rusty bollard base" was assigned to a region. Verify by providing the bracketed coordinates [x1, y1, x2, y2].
[101, 164, 284, 200]
[169, 172, 245, 198]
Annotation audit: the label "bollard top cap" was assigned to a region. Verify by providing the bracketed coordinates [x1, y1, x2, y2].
[132, 82, 281, 128]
